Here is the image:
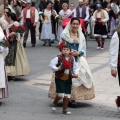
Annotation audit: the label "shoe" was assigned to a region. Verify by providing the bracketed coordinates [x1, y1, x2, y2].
[51, 40, 54, 43]
[51, 103, 57, 111]
[32, 44, 35, 47]
[8, 76, 15, 82]
[97, 46, 101, 50]
[62, 110, 71, 115]
[115, 96, 120, 112]
[107, 36, 111, 39]
[23, 43, 26, 48]
[43, 42, 46, 46]
[101, 47, 104, 50]
[68, 100, 77, 108]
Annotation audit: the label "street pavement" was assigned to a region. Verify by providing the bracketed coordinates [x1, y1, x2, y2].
[0, 36, 120, 120]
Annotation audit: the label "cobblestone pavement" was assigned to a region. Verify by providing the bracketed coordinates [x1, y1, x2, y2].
[0, 38, 120, 120]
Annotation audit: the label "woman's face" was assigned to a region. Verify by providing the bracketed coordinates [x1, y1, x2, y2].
[63, 4, 68, 10]
[84, 2, 88, 6]
[5, 13, 10, 22]
[13, 0, 17, 5]
[4, 0, 8, 5]
[47, 3, 52, 9]
[70, 4, 74, 10]
[107, 3, 111, 8]
[10, 1, 14, 5]
[4, 9, 9, 15]
[71, 20, 80, 31]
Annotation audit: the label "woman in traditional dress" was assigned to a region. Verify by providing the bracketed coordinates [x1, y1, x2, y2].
[48, 17, 95, 107]
[0, 7, 11, 30]
[40, 1, 57, 46]
[13, 0, 22, 21]
[0, 26, 9, 99]
[92, 3, 109, 50]
[110, 0, 120, 34]
[70, 3, 75, 17]
[105, 2, 116, 36]
[57, 3, 72, 42]
[4, 12, 30, 81]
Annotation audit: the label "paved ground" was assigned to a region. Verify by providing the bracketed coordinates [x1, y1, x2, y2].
[0, 37, 120, 120]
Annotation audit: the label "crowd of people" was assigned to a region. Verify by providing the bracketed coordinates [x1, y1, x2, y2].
[0, 0, 119, 48]
[0, 0, 120, 115]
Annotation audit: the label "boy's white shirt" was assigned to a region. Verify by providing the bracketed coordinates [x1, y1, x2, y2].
[49, 57, 79, 75]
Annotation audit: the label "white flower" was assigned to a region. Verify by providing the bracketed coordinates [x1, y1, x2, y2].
[39, 12, 43, 15]
[55, 15, 59, 19]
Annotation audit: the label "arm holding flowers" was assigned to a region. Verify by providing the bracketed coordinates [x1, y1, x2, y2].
[49, 57, 60, 72]
[71, 36, 86, 57]
[8, 24, 26, 42]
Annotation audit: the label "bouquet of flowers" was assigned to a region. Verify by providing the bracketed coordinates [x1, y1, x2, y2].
[0, 38, 9, 47]
[10, 25, 26, 34]
[56, 15, 62, 24]
[39, 11, 43, 16]
[62, 59, 70, 69]
[9, 25, 26, 42]
[17, 25, 26, 34]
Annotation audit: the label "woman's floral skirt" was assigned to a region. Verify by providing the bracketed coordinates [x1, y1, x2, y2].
[48, 74, 95, 100]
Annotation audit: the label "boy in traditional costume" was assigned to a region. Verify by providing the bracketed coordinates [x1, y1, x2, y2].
[92, 3, 109, 50]
[49, 44, 79, 115]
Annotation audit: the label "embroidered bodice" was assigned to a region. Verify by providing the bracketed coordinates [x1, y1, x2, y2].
[44, 9, 52, 22]
[59, 9, 72, 19]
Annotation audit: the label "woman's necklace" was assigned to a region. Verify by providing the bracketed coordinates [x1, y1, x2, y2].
[70, 30, 78, 46]
[71, 32, 77, 36]
[70, 30, 78, 36]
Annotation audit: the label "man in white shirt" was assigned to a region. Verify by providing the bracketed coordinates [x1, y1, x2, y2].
[74, 0, 89, 34]
[21, 0, 39, 47]
[74, 0, 89, 22]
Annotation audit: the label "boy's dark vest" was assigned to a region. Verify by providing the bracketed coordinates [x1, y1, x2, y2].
[55, 54, 74, 79]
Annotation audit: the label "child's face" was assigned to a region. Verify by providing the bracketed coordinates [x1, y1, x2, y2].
[62, 48, 71, 56]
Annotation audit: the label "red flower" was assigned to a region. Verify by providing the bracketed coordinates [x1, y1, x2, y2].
[19, 25, 26, 32]
[59, 41, 65, 52]
[5, 39, 9, 45]
[11, 25, 19, 31]
[10, 25, 26, 34]
[63, 60, 70, 69]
